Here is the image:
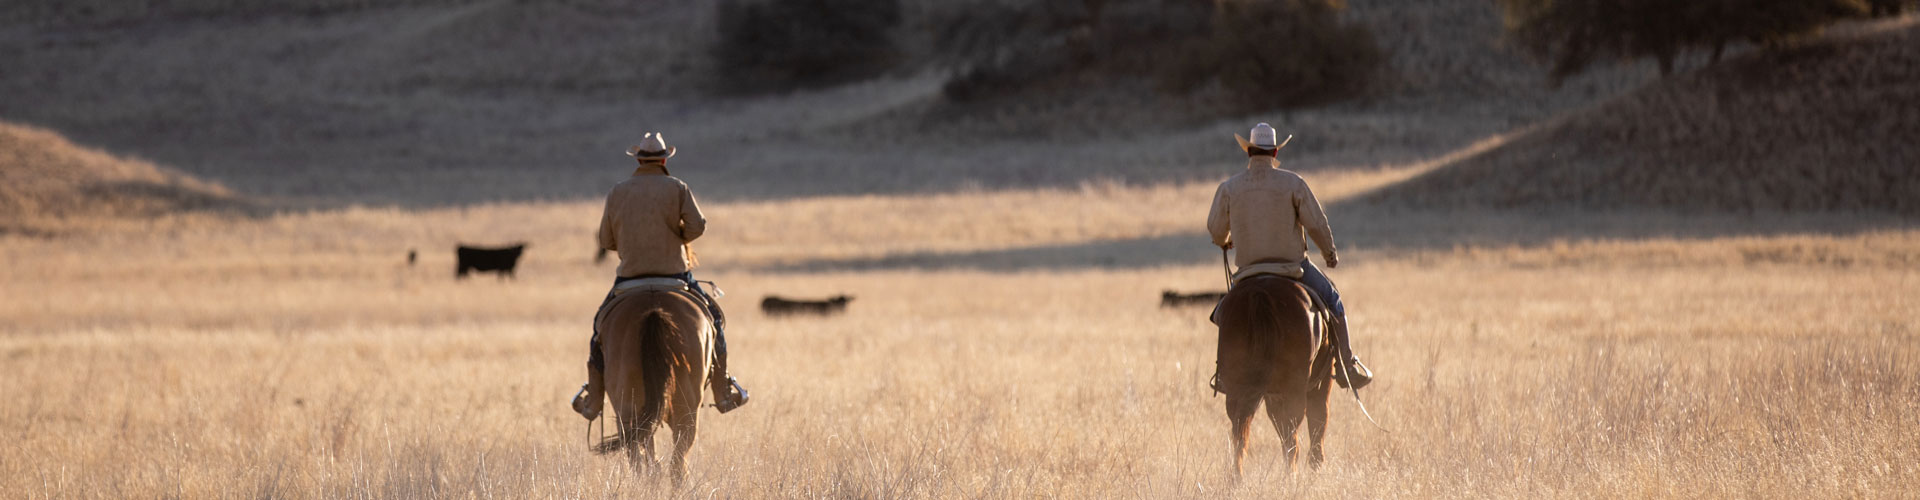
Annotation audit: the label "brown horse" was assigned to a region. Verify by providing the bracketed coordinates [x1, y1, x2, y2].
[593, 288, 710, 484]
[1215, 275, 1337, 478]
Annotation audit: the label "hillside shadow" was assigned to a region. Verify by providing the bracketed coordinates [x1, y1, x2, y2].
[751, 207, 1917, 275]
[1324, 206, 1919, 253]
[756, 233, 1218, 273]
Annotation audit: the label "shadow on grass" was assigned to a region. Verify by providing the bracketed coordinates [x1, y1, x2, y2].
[752, 208, 1918, 274]
[756, 233, 1220, 273]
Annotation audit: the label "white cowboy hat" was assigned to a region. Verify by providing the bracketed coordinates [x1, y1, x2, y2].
[1233, 123, 1292, 152]
[626, 132, 676, 159]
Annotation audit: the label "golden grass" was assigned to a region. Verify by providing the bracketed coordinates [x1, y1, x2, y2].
[4, 178, 1917, 498]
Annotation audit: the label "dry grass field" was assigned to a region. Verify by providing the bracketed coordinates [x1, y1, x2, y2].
[6, 1, 1919, 498]
[5, 168, 1917, 498]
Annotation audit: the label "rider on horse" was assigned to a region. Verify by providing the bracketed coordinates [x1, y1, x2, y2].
[1207, 123, 1373, 390]
[573, 132, 749, 420]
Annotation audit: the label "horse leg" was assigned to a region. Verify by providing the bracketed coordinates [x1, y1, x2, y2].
[1225, 392, 1261, 480]
[663, 368, 703, 488]
[667, 401, 699, 487]
[1264, 392, 1307, 474]
[607, 382, 652, 475]
[640, 424, 660, 479]
[616, 413, 657, 476]
[1305, 344, 1338, 470]
[1305, 391, 1330, 470]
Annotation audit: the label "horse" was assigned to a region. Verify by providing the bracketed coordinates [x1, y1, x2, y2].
[592, 288, 711, 484]
[1214, 274, 1338, 478]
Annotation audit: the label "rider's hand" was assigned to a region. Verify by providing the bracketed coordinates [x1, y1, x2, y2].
[1220, 241, 1234, 250]
[1324, 251, 1339, 269]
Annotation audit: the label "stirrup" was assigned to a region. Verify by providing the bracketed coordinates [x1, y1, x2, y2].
[570, 384, 601, 421]
[1334, 359, 1373, 390]
[713, 377, 749, 414]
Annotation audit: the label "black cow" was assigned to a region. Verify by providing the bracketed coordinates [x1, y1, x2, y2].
[761, 295, 854, 316]
[456, 243, 527, 279]
[1161, 290, 1226, 308]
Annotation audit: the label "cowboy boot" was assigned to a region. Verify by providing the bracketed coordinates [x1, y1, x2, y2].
[1330, 315, 1373, 390]
[707, 320, 749, 413]
[571, 339, 605, 420]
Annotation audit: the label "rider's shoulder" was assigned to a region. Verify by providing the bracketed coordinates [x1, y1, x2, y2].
[1271, 168, 1312, 187]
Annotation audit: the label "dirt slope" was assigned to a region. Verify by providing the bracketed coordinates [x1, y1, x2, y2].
[0, 121, 237, 227]
[1362, 19, 1920, 214]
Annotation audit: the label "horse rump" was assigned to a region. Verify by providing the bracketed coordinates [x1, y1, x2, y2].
[593, 310, 676, 455]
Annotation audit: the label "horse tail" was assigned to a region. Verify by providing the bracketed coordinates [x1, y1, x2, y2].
[634, 311, 674, 435]
[1246, 288, 1280, 369]
[596, 310, 675, 455]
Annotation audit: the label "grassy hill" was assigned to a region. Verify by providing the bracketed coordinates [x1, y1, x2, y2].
[0, 121, 238, 231]
[0, 0, 1653, 208]
[1361, 18, 1920, 215]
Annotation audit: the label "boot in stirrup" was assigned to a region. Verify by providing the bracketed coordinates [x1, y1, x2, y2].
[711, 375, 749, 413]
[572, 350, 605, 420]
[1329, 315, 1373, 390]
[1335, 357, 1373, 390]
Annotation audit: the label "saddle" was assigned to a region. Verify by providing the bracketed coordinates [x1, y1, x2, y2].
[611, 276, 690, 295]
[1220, 257, 1328, 317]
[1211, 274, 1330, 323]
[603, 275, 725, 328]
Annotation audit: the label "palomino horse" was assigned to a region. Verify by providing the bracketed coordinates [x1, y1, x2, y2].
[1215, 275, 1337, 478]
[593, 288, 710, 484]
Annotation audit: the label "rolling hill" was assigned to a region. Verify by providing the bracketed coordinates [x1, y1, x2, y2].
[0, 121, 238, 229]
[1362, 19, 1920, 215]
[0, 0, 1653, 207]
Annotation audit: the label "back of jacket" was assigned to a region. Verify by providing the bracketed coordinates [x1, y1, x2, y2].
[599, 165, 707, 277]
[1206, 159, 1336, 270]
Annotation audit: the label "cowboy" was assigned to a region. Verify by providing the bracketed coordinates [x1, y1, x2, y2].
[1207, 123, 1373, 389]
[572, 132, 748, 420]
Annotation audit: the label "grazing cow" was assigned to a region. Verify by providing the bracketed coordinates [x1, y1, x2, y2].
[456, 243, 527, 279]
[1162, 290, 1227, 308]
[760, 295, 854, 316]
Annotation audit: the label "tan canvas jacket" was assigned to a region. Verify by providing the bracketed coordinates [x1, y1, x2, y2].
[1207, 157, 1337, 271]
[599, 165, 707, 278]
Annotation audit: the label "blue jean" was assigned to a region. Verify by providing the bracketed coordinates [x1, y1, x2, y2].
[1298, 260, 1345, 319]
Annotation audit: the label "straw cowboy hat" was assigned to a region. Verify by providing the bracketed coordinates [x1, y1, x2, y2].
[1233, 123, 1292, 153]
[626, 132, 676, 159]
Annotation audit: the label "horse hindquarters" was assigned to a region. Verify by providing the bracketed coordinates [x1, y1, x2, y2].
[1218, 289, 1273, 478]
[609, 310, 675, 473]
[1218, 280, 1317, 477]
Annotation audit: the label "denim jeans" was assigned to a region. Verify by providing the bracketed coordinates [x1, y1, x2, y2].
[1297, 260, 1346, 319]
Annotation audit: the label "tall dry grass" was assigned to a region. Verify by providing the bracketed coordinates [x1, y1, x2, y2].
[3, 178, 1917, 497]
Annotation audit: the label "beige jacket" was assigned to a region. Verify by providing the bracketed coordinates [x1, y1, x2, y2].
[1207, 157, 1337, 271]
[599, 165, 707, 278]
